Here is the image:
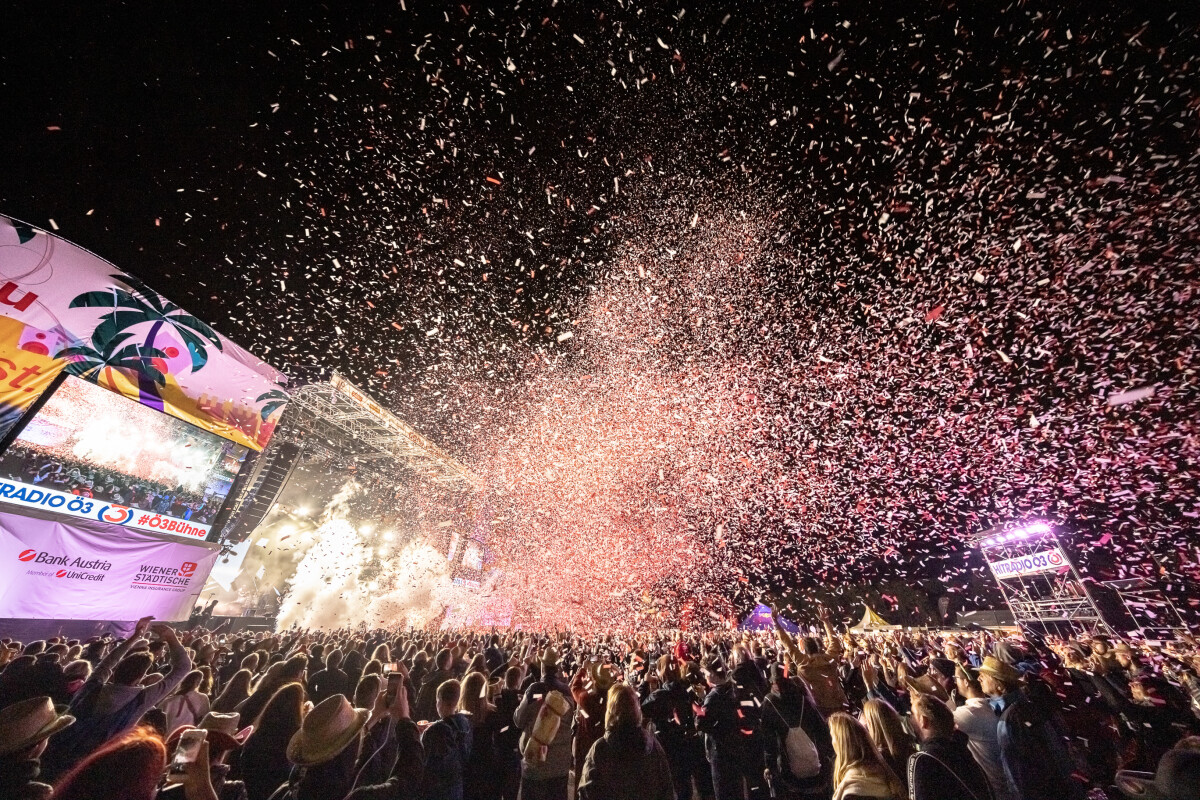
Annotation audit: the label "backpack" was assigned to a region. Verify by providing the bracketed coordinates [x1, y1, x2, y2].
[766, 695, 821, 780]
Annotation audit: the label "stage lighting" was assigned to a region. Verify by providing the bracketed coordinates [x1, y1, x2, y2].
[1014, 521, 1052, 538]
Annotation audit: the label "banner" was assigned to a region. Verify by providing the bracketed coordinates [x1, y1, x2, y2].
[0, 478, 210, 540]
[0, 316, 69, 438]
[0, 509, 218, 621]
[0, 216, 288, 451]
[987, 547, 1069, 579]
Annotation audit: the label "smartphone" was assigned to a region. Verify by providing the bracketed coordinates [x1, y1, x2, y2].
[383, 662, 400, 674]
[169, 728, 206, 776]
[386, 672, 404, 703]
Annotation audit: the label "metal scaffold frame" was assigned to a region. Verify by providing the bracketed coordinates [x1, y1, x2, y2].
[281, 372, 479, 487]
[971, 520, 1112, 636]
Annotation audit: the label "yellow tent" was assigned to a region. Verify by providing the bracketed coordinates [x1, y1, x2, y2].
[849, 604, 901, 632]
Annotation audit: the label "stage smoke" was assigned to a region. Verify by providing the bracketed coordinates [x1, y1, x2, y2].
[274, 480, 457, 630]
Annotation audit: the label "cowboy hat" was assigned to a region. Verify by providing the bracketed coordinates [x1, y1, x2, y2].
[977, 655, 1021, 686]
[905, 673, 950, 703]
[1117, 748, 1200, 799]
[0, 696, 75, 756]
[167, 712, 254, 753]
[287, 695, 369, 767]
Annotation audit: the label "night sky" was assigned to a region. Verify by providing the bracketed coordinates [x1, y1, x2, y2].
[3, 1, 1198, 624]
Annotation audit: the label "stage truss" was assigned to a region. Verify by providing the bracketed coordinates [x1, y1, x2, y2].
[216, 373, 477, 545]
[971, 520, 1112, 636]
[281, 372, 478, 487]
[1102, 577, 1189, 639]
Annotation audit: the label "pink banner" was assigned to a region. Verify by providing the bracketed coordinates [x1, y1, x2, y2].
[0, 509, 219, 622]
[0, 215, 287, 451]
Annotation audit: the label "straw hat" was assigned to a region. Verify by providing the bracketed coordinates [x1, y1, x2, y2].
[167, 712, 253, 753]
[287, 695, 369, 767]
[0, 696, 75, 756]
[977, 655, 1021, 686]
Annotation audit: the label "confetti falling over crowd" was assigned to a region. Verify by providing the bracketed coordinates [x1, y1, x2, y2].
[4, 1, 1198, 628]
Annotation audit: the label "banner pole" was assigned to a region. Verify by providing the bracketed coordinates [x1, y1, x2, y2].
[0, 371, 68, 456]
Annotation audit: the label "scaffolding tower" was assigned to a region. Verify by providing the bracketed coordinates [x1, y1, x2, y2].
[971, 520, 1111, 636]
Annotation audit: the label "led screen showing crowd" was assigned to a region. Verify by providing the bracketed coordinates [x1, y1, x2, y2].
[0, 376, 247, 525]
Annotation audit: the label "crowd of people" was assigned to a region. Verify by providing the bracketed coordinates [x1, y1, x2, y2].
[1, 609, 1199, 800]
[0, 445, 223, 524]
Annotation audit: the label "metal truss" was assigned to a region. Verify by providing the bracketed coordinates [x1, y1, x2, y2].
[1104, 577, 1190, 637]
[974, 521, 1112, 636]
[280, 375, 479, 487]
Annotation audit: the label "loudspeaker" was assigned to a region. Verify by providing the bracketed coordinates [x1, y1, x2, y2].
[219, 441, 303, 543]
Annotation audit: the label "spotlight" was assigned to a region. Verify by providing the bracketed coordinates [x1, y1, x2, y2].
[1014, 521, 1052, 538]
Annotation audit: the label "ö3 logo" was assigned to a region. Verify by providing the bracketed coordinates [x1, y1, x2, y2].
[97, 504, 135, 525]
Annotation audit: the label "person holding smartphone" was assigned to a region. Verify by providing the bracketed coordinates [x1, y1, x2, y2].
[347, 666, 427, 800]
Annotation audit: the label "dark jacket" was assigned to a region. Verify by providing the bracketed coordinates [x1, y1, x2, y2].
[492, 687, 523, 766]
[995, 691, 1083, 800]
[295, 740, 361, 800]
[240, 723, 298, 800]
[577, 726, 675, 800]
[731, 660, 767, 766]
[462, 711, 502, 800]
[641, 680, 695, 757]
[421, 713, 473, 800]
[697, 680, 743, 763]
[1090, 670, 1196, 770]
[358, 718, 402, 789]
[308, 667, 351, 705]
[570, 671, 608, 783]
[349, 719, 425, 800]
[908, 733, 993, 800]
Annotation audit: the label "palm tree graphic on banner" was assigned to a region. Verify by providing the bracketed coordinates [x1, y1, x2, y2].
[255, 389, 289, 422]
[65, 275, 223, 410]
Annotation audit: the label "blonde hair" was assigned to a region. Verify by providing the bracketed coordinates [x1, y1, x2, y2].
[605, 683, 642, 731]
[458, 671, 492, 721]
[861, 699, 916, 765]
[829, 713, 904, 796]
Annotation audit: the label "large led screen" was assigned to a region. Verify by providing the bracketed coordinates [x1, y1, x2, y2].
[0, 376, 247, 537]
